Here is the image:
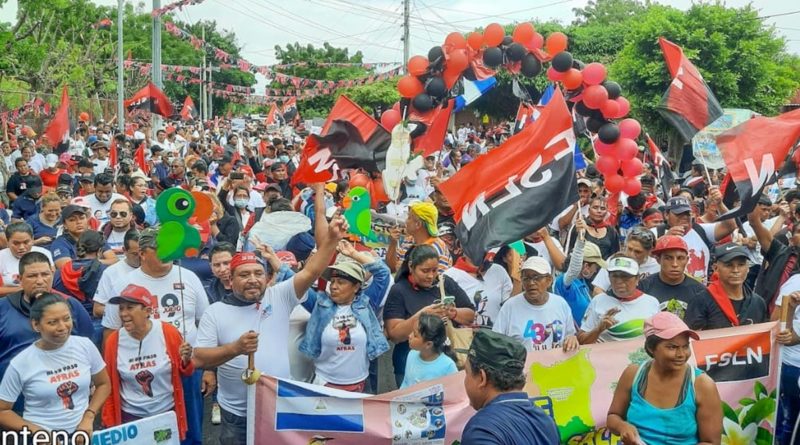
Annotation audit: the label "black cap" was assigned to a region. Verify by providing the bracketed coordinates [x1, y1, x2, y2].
[714, 243, 750, 263]
[25, 176, 43, 191]
[455, 329, 526, 373]
[758, 194, 772, 206]
[62, 205, 86, 219]
[79, 173, 95, 183]
[151, 145, 164, 154]
[58, 173, 74, 186]
[666, 196, 692, 214]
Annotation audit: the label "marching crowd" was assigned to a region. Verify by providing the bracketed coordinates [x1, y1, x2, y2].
[0, 116, 797, 445]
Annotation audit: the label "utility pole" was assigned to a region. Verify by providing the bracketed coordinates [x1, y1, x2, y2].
[116, 0, 124, 132]
[201, 26, 206, 122]
[402, 0, 410, 72]
[207, 59, 213, 119]
[152, 0, 162, 131]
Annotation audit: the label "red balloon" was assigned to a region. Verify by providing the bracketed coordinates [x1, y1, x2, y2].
[445, 32, 467, 50]
[380, 109, 401, 131]
[545, 32, 568, 54]
[391, 102, 400, 113]
[582, 62, 607, 86]
[600, 100, 620, 119]
[483, 23, 505, 47]
[562, 69, 583, 90]
[583, 85, 609, 109]
[512, 23, 535, 44]
[446, 49, 469, 73]
[623, 178, 642, 196]
[605, 174, 626, 193]
[467, 32, 483, 50]
[616, 97, 630, 118]
[529, 32, 544, 50]
[397, 75, 424, 98]
[547, 66, 565, 82]
[407, 56, 429, 77]
[621, 157, 644, 177]
[595, 141, 615, 157]
[596, 155, 620, 176]
[615, 138, 639, 160]
[619, 118, 642, 140]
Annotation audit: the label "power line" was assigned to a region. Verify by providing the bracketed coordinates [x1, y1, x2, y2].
[759, 9, 800, 19]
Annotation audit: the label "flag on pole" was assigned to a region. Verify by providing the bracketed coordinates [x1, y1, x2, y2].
[282, 97, 298, 122]
[656, 37, 723, 141]
[44, 86, 70, 147]
[109, 137, 118, 169]
[180, 96, 197, 121]
[134, 142, 149, 175]
[453, 77, 497, 112]
[124, 82, 173, 117]
[645, 133, 675, 201]
[411, 100, 453, 157]
[266, 103, 281, 126]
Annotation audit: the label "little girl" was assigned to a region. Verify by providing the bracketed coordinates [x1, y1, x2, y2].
[401, 313, 459, 388]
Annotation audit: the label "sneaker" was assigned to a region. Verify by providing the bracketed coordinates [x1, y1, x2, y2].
[211, 403, 221, 425]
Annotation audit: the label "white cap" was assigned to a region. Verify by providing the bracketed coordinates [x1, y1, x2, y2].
[45, 153, 59, 168]
[521, 256, 552, 275]
[607, 256, 639, 276]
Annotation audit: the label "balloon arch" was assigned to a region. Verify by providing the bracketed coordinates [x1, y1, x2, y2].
[383, 22, 644, 195]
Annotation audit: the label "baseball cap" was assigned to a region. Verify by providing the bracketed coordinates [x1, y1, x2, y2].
[324, 183, 338, 194]
[521, 256, 552, 275]
[56, 185, 73, 196]
[61, 204, 86, 219]
[577, 178, 592, 188]
[109, 284, 156, 308]
[607, 256, 639, 276]
[455, 329, 526, 373]
[714, 243, 750, 263]
[583, 242, 606, 268]
[665, 197, 692, 214]
[87, 135, 98, 145]
[59, 152, 75, 166]
[644, 312, 699, 341]
[138, 227, 159, 250]
[437, 221, 455, 237]
[26, 176, 43, 193]
[45, 153, 58, 168]
[79, 173, 95, 183]
[651, 235, 688, 255]
[275, 251, 298, 267]
[758, 194, 772, 206]
[409, 201, 439, 237]
[323, 261, 366, 283]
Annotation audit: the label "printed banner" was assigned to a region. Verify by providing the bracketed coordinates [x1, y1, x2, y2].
[692, 108, 757, 169]
[248, 322, 779, 444]
[92, 411, 179, 445]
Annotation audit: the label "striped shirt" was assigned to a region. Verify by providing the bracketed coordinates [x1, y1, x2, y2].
[396, 237, 452, 274]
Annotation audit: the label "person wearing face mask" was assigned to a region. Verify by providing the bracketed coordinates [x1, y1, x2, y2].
[92, 230, 140, 319]
[554, 217, 607, 323]
[384, 244, 475, 388]
[218, 183, 261, 250]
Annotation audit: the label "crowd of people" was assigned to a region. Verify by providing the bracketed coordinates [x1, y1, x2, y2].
[0, 116, 796, 445]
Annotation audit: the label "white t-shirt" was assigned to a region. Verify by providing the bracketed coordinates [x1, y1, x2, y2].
[651, 224, 715, 283]
[580, 292, 660, 342]
[83, 193, 126, 227]
[29, 153, 46, 174]
[313, 305, 369, 385]
[102, 266, 208, 345]
[0, 336, 105, 432]
[0, 247, 53, 286]
[592, 257, 661, 292]
[93, 158, 110, 175]
[196, 278, 300, 417]
[106, 230, 127, 258]
[524, 240, 564, 270]
[117, 323, 175, 417]
[739, 216, 779, 264]
[778, 276, 800, 367]
[94, 260, 138, 305]
[444, 264, 512, 328]
[493, 293, 576, 352]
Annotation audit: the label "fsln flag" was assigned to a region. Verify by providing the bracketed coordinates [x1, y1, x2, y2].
[124, 82, 173, 117]
[44, 86, 70, 147]
[180, 96, 197, 121]
[656, 37, 723, 141]
[282, 97, 298, 122]
[266, 103, 283, 126]
[516, 84, 585, 169]
[438, 88, 579, 263]
[292, 95, 391, 185]
[645, 133, 675, 202]
[717, 108, 800, 221]
[412, 99, 453, 157]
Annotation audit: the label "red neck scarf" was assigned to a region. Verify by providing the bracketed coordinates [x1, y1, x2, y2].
[707, 280, 740, 326]
[588, 220, 607, 229]
[453, 257, 479, 275]
[613, 289, 643, 302]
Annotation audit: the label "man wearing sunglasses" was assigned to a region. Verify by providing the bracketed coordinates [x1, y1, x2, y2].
[101, 199, 136, 258]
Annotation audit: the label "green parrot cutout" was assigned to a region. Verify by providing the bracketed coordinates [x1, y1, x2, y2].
[155, 188, 213, 262]
[343, 186, 377, 241]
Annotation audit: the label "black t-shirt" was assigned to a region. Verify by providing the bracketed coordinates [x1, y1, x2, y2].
[383, 274, 473, 376]
[6, 173, 32, 198]
[638, 274, 728, 330]
[567, 226, 620, 260]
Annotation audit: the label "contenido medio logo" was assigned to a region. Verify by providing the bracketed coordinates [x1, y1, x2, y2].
[693, 330, 771, 382]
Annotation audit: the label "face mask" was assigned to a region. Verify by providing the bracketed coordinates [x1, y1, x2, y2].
[279, 155, 290, 163]
[324, 196, 335, 209]
[234, 199, 249, 209]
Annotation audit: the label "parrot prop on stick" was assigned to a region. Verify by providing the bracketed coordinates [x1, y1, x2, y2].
[155, 188, 214, 262]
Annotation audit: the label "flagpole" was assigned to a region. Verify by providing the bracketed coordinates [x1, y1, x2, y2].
[116, 0, 124, 132]
[152, 0, 163, 131]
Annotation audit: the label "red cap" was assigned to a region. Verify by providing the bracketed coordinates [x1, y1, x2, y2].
[276, 251, 298, 267]
[109, 284, 156, 308]
[239, 165, 255, 178]
[230, 252, 262, 273]
[644, 312, 699, 340]
[651, 235, 688, 255]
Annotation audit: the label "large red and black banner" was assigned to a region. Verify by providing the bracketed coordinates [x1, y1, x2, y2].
[124, 82, 174, 117]
[656, 37, 723, 141]
[439, 88, 578, 263]
[717, 108, 800, 221]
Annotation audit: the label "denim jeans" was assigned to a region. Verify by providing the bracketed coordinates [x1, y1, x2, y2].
[219, 407, 247, 445]
[777, 363, 800, 445]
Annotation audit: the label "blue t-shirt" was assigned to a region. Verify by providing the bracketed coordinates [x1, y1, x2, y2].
[461, 392, 560, 445]
[401, 350, 457, 389]
[50, 234, 111, 264]
[554, 274, 592, 325]
[26, 215, 59, 250]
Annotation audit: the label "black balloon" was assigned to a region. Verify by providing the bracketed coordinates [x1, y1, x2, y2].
[520, 54, 542, 77]
[507, 43, 527, 62]
[572, 59, 585, 70]
[598, 123, 620, 144]
[502, 36, 513, 46]
[412, 93, 434, 112]
[425, 77, 447, 99]
[483, 47, 503, 68]
[603, 81, 622, 100]
[462, 67, 477, 81]
[586, 116, 608, 133]
[551, 51, 573, 72]
[427, 46, 444, 65]
[574, 101, 592, 117]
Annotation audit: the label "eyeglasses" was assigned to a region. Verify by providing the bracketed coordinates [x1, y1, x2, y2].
[109, 211, 128, 218]
[171, 165, 182, 169]
[521, 274, 550, 282]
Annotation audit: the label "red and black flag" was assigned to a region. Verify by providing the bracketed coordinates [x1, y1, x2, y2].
[644, 133, 675, 201]
[282, 97, 299, 122]
[717, 108, 800, 221]
[513, 102, 536, 134]
[292, 95, 391, 185]
[44, 86, 70, 147]
[412, 100, 452, 157]
[180, 96, 197, 121]
[693, 330, 772, 382]
[265, 103, 283, 126]
[124, 82, 173, 117]
[657, 37, 723, 141]
[438, 88, 578, 264]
